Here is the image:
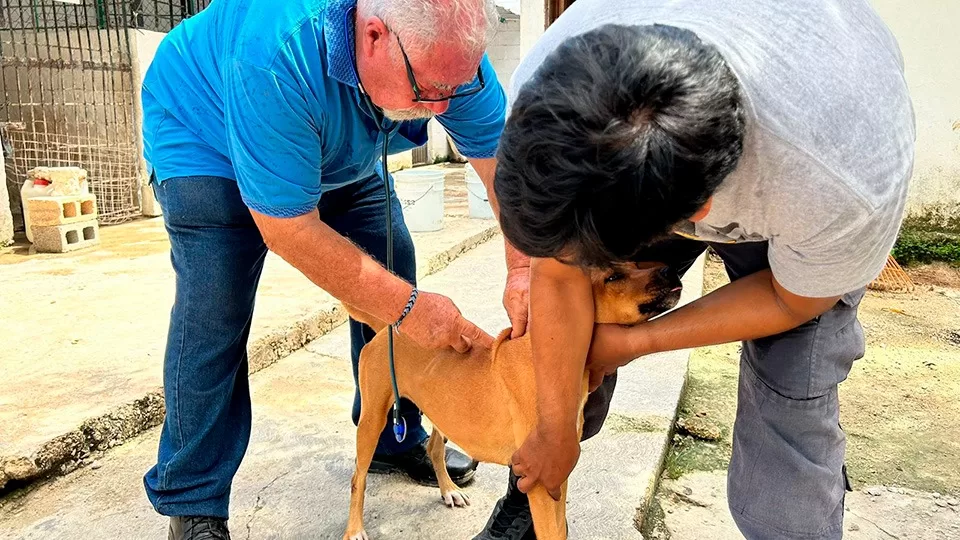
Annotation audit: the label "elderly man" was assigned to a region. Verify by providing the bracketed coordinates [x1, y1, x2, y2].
[483, 0, 915, 539]
[141, 0, 530, 537]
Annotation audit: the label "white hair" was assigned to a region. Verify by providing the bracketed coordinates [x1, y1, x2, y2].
[358, 0, 499, 58]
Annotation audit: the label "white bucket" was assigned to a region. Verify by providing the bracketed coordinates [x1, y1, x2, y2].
[464, 164, 494, 220]
[394, 169, 445, 232]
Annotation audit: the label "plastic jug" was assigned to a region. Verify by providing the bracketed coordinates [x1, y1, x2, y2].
[20, 178, 56, 242]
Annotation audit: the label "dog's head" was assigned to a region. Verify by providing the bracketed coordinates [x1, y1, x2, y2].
[591, 262, 682, 325]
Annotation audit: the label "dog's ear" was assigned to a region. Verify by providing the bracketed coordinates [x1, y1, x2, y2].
[343, 303, 389, 333]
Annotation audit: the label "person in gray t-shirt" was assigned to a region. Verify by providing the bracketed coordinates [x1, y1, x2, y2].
[473, 1, 915, 539]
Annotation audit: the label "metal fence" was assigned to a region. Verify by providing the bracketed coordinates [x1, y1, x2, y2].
[130, 0, 210, 33]
[1, 0, 207, 230]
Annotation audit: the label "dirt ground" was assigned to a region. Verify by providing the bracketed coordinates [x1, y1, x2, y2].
[661, 252, 960, 495]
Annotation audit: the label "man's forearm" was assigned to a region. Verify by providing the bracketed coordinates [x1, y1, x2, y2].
[251, 209, 411, 324]
[530, 258, 593, 436]
[595, 269, 841, 366]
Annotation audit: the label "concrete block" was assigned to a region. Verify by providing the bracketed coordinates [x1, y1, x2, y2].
[26, 195, 98, 227]
[32, 219, 100, 253]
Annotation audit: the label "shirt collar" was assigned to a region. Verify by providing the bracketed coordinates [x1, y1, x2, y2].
[323, 0, 361, 87]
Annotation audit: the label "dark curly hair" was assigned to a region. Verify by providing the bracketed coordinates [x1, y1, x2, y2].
[495, 23, 745, 266]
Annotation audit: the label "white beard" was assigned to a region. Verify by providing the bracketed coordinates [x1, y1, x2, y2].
[383, 106, 436, 121]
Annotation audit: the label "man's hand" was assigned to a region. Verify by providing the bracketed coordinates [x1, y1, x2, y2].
[510, 424, 580, 501]
[503, 266, 530, 338]
[468, 157, 532, 339]
[400, 291, 495, 353]
[586, 323, 651, 391]
[249, 209, 494, 354]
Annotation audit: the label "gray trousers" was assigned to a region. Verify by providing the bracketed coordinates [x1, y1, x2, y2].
[581, 237, 863, 539]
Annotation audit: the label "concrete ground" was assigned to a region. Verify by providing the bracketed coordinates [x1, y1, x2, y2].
[0, 165, 497, 490]
[650, 472, 960, 540]
[0, 239, 704, 540]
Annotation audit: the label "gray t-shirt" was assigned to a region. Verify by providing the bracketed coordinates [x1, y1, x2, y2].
[508, 0, 916, 297]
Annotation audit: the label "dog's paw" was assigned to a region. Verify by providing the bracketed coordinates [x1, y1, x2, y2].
[344, 530, 369, 540]
[441, 490, 470, 508]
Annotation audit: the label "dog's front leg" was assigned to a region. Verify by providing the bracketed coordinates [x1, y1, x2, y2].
[528, 482, 569, 540]
[427, 427, 470, 508]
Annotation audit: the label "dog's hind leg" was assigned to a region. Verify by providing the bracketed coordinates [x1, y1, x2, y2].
[528, 482, 569, 540]
[427, 427, 470, 508]
[343, 358, 393, 540]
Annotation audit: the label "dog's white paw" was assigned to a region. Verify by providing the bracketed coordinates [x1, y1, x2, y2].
[441, 490, 470, 508]
[345, 530, 369, 540]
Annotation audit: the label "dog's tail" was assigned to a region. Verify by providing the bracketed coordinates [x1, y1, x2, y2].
[343, 303, 389, 333]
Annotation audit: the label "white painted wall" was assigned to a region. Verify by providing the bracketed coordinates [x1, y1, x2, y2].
[489, 12, 522, 93]
[519, 0, 547, 61]
[129, 29, 167, 217]
[870, 0, 960, 229]
[0, 147, 12, 245]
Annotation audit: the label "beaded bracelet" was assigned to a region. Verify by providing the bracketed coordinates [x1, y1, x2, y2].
[394, 287, 419, 328]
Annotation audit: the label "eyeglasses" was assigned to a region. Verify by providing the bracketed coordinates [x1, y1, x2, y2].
[394, 34, 485, 102]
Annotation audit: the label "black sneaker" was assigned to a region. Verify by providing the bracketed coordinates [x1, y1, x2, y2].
[472, 472, 536, 540]
[168, 516, 230, 540]
[369, 436, 478, 487]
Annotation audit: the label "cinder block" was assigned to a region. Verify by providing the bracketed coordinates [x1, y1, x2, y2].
[26, 195, 98, 226]
[32, 219, 100, 253]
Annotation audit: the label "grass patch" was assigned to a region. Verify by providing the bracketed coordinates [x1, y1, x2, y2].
[892, 229, 960, 266]
[661, 343, 740, 479]
[662, 434, 730, 480]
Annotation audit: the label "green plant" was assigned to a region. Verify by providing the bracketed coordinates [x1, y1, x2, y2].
[892, 229, 960, 266]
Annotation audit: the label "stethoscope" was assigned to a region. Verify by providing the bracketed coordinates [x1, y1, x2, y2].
[359, 83, 408, 444]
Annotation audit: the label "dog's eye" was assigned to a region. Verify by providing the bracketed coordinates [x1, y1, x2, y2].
[605, 272, 625, 284]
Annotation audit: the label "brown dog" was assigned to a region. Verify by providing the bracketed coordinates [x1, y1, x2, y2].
[343, 262, 682, 540]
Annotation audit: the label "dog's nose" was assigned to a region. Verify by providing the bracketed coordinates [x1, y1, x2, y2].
[658, 266, 672, 279]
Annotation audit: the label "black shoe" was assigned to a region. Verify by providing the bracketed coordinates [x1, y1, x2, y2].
[369, 436, 478, 487]
[168, 516, 230, 540]
[472, 472, 536, 540]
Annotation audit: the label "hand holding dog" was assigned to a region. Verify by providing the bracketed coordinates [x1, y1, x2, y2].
[400, 291, 495, 353]
[511, 423, 580, 501]
[503, 266, 531, 338]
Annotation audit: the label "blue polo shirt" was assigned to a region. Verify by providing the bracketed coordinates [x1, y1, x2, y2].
[141, 0, 506, 218]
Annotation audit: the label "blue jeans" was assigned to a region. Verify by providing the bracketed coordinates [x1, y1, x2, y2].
[144, 175, 427, 518]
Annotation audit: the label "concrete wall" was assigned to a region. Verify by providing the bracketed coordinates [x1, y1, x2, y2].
[871, 1, 960, 231]
[0, 148, 12, 245]
[129, 29, 166, 216]
[489, 12, 522, 93]
[519, 0, 547, 62]
[2, 26, 141, 228]
[1, 29, 135, 142]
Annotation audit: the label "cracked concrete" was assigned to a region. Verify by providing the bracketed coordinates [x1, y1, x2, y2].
[245, 471, 291, 540]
